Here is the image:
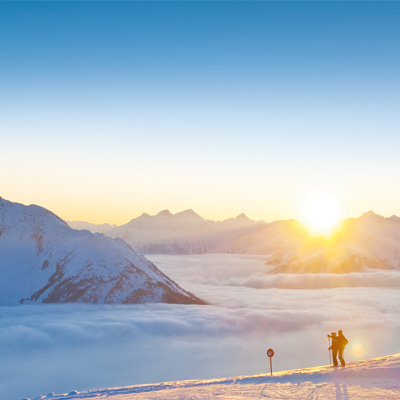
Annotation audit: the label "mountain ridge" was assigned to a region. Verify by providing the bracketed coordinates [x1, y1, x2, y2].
[69, 209, 400, 229]
[68, 209, 400, 274]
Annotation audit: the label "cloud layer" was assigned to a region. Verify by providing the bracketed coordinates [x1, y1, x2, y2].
[1, 254, 400, 400]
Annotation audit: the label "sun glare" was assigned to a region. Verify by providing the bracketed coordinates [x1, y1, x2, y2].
[352, 343, 364, 356]
[302, 193, 340, 236]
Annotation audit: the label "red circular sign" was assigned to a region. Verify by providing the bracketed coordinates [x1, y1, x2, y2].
[267, 348, 274, 357]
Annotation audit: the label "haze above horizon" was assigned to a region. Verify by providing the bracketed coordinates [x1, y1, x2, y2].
[1, 2, 400, 224]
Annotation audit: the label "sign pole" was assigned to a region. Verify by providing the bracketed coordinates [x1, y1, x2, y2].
[270, 357, 273, 376]
[266, 348, 274, 376]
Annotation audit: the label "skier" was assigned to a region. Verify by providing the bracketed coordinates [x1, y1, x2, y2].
[328, 332, 339, 367]
[337, 330, 348, 367]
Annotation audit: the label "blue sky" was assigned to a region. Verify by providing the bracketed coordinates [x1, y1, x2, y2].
[1, 2, 400, 223]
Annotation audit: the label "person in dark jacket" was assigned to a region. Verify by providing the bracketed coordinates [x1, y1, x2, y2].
[337, 330, 348, 367]
[328, 332, 339, 367]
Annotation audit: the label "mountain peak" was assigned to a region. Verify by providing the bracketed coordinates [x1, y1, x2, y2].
[0, 197, 68, 228]
[156, 210, 173, 217]
[236, 213, 251, 221]
[175, 209, 203, 220]
[360, 210, 384, 220]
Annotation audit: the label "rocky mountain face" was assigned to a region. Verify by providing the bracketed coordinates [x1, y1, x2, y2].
[0, 198, 204, 306]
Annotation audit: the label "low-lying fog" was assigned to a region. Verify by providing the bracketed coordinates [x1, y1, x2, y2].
[2, 254, 400, 400]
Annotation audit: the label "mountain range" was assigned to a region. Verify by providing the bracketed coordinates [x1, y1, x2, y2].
[70, 209, 400, 274]
[0, 198, 203, 306]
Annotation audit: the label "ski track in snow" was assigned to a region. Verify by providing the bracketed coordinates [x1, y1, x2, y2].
[30, 354, 400, 400]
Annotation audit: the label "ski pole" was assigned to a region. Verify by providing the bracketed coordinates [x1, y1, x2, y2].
[328, 337, 332, 366]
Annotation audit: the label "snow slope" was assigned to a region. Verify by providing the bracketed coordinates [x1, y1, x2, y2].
[30, 353, 400, 400]
[0, 198, 203, 305]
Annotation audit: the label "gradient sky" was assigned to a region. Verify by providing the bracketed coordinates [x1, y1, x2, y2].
[1, 1, 400, 224]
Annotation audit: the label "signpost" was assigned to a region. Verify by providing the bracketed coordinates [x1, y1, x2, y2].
[267, 348, 274, 376]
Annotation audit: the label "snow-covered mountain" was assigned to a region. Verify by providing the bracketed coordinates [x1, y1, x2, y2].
[106, 209, 259, 254]
[70, 209, 400, 274]
[31, 353, 400, 400]
[0, 198, 203, 306]
[70, 210, 298, 256]
[267, 211, 400, 274]
[67, 221, 116, 233]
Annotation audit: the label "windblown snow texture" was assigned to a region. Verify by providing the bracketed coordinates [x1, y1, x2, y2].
[32, 353, 400, 400]
[0, 198, 203, 306]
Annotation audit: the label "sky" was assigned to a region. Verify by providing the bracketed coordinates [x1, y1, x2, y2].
[2, 254, 400, 400]
[1, 1, 400, 224]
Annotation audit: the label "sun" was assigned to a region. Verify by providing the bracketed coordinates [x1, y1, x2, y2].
[302, 193, 340, 236]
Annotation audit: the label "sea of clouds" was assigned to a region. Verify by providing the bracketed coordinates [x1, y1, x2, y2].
[1, 254, 400, 400]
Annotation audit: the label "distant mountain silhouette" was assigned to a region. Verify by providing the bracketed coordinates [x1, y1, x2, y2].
[69, 209, 400, 274]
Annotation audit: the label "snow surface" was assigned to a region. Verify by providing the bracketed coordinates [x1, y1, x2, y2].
[30, 353, 400, 399]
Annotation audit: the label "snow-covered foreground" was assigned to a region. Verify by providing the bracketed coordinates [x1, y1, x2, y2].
[33, 353, 400, 400]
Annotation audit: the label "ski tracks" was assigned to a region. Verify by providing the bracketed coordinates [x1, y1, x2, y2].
[305, 383, 326, 400]
[258, 382, 324, 399]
